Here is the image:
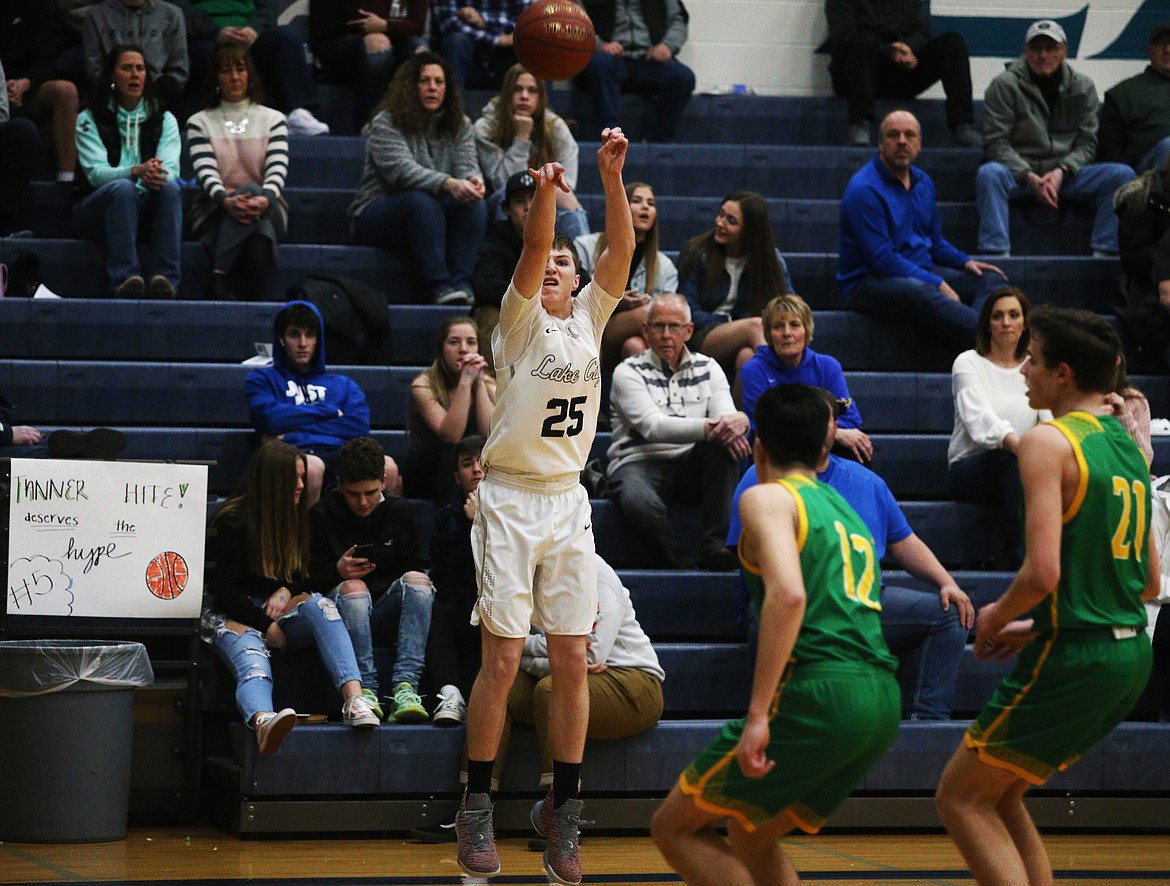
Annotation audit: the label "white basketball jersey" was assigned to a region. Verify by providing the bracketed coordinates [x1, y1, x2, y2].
[481, 280, 618, 481]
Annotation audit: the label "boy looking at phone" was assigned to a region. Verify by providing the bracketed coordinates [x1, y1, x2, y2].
[307, 436, 434, 721]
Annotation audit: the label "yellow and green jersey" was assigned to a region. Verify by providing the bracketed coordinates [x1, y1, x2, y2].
[1036, 411, 1151, 635]
[740, 475, 897, 672]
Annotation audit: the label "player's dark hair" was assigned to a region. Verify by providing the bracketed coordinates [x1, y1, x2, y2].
[754, 384, 830, 471]
[975, 286, 1031, 359]
[1028, 305, 1121, 393]
[552, 232, 582, 275]
[454, 434, 486, 468]
[335, 437, 386, 484]
[275, 302, 319, 338]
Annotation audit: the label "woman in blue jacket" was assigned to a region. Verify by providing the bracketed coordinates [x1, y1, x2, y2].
[677, 191, 793, 396]
[740, 293, 873, 462]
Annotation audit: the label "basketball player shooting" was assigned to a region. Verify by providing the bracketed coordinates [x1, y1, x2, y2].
[454, 128, 634, 886]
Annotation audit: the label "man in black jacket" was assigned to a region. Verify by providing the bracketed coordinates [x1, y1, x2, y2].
[307, 436, 434, 722]
[578, 0, 695, 143]
[825, 0, 977, 148]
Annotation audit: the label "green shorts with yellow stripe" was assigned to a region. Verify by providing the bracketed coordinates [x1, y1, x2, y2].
[966, 629, 1152, 784]
[678, 661, 900, 834]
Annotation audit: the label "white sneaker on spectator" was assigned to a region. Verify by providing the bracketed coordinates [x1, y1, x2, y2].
[255, 708, 297, 755]
[287, 108, 330, 136]
[433, 685, 467, 726]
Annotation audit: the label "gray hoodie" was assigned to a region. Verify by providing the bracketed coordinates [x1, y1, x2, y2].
[83, 0, 188, 87]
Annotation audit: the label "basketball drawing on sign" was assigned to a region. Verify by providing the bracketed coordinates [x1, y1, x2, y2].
[145, 551, 189, 600]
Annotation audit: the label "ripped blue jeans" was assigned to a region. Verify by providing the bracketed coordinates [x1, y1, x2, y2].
[204, 593, 363, 724]
[329, 576, 434, 693]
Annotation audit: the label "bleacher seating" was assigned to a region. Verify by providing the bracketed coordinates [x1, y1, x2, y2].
[6, 89, 1167, 835]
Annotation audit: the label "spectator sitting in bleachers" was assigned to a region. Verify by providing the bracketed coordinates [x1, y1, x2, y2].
[948, 286, 1049, 567]
[607, 293, 749, 571]
[729, 390, 975, 720]
[677, 190, 793, 400]
[824, 0, 978, 148]
[202, 440, 381, 755]
[1115, 161, 1170, 363]
[173, 0, 330, 136]
[473, 169, 534, 319]
[349, 51, 487, 306]
[55, 0, 100, 86]
[474, 63, 589, 239]
[741, 293, 872, 463]
[419, 434, 486, 726]
[245, 300, 400, 505]
[576, 181, 677, 367]
[0, 57, 37, 236]
[838, 110, 1006, 352]
[405, 315, 496, 500]
[430, 0, 522, 92]
[976, 19, 1134, 257]
[578, 0, 695, 144]
[186, 41, 288, 300]
[1099, 21, 1170, 174]
[2, 1, 81, 185]
[1107, 356, 1153, 464]
[306, 436, 433, 724]
[0, 393, 127, 460]
[83, 0, 188, 113]
[413, 552, 664, 841]
[308, 0, 427, 128]
[73, 44, 183, 298]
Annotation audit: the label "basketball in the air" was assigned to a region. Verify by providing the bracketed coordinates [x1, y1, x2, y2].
[512, 0, 595, 82]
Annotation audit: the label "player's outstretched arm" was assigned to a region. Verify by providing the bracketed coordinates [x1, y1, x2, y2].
[735, 483, 806, 779]
[591, 128, 635, 299]
[513, 161, 570, 299]
[975, 425, 1065, 645]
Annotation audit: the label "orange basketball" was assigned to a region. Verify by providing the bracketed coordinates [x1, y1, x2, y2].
[513, 0, 596, 82]
[145, 551, 188, 600]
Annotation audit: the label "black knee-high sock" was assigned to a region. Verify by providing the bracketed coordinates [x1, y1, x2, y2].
[552, 760, 581, 808]
[466, 759, 495, 797]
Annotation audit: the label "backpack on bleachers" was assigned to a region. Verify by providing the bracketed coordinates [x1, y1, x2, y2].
[287, 274, 391, 365]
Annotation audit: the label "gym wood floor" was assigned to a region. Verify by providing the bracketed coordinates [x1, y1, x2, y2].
[2, 829, 1169, 884]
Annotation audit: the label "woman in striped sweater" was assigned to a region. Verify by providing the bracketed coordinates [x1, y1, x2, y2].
[186, 42, 289, 301]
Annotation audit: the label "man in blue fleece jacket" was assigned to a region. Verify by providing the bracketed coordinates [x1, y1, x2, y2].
[838, 110, 1006, 352]
[245, 300, 397, 503]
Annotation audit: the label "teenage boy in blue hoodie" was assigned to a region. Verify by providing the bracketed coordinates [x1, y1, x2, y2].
[244, 300, 397, 504]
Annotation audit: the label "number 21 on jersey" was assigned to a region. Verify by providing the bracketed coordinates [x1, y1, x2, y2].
[1111, 475, 1147, 562]
[834, 520, 880, 610]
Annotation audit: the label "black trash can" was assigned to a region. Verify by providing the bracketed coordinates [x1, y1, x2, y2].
[0, 640, 154, 842]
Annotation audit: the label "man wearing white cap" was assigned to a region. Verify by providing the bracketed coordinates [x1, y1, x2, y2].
[975, 19, 1134, 257]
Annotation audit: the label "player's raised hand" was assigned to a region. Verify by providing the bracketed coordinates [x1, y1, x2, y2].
[528, 161, 570, 193]
[735, 716, 775, 779]
[597, 127, 628, 176]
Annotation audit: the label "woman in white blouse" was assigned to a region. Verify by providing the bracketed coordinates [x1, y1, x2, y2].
[948, 287, 1050, 563]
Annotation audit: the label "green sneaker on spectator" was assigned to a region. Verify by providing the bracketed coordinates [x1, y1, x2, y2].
[389, 682, 428, 723]
[362, 687, 385, 720]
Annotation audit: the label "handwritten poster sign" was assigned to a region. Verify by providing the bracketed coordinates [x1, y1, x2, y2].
[7, 459, 207, 620]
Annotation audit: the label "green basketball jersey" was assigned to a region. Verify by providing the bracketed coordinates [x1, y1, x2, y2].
[1035, 412, 1151, 634]
[740, 474, 897, 672]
